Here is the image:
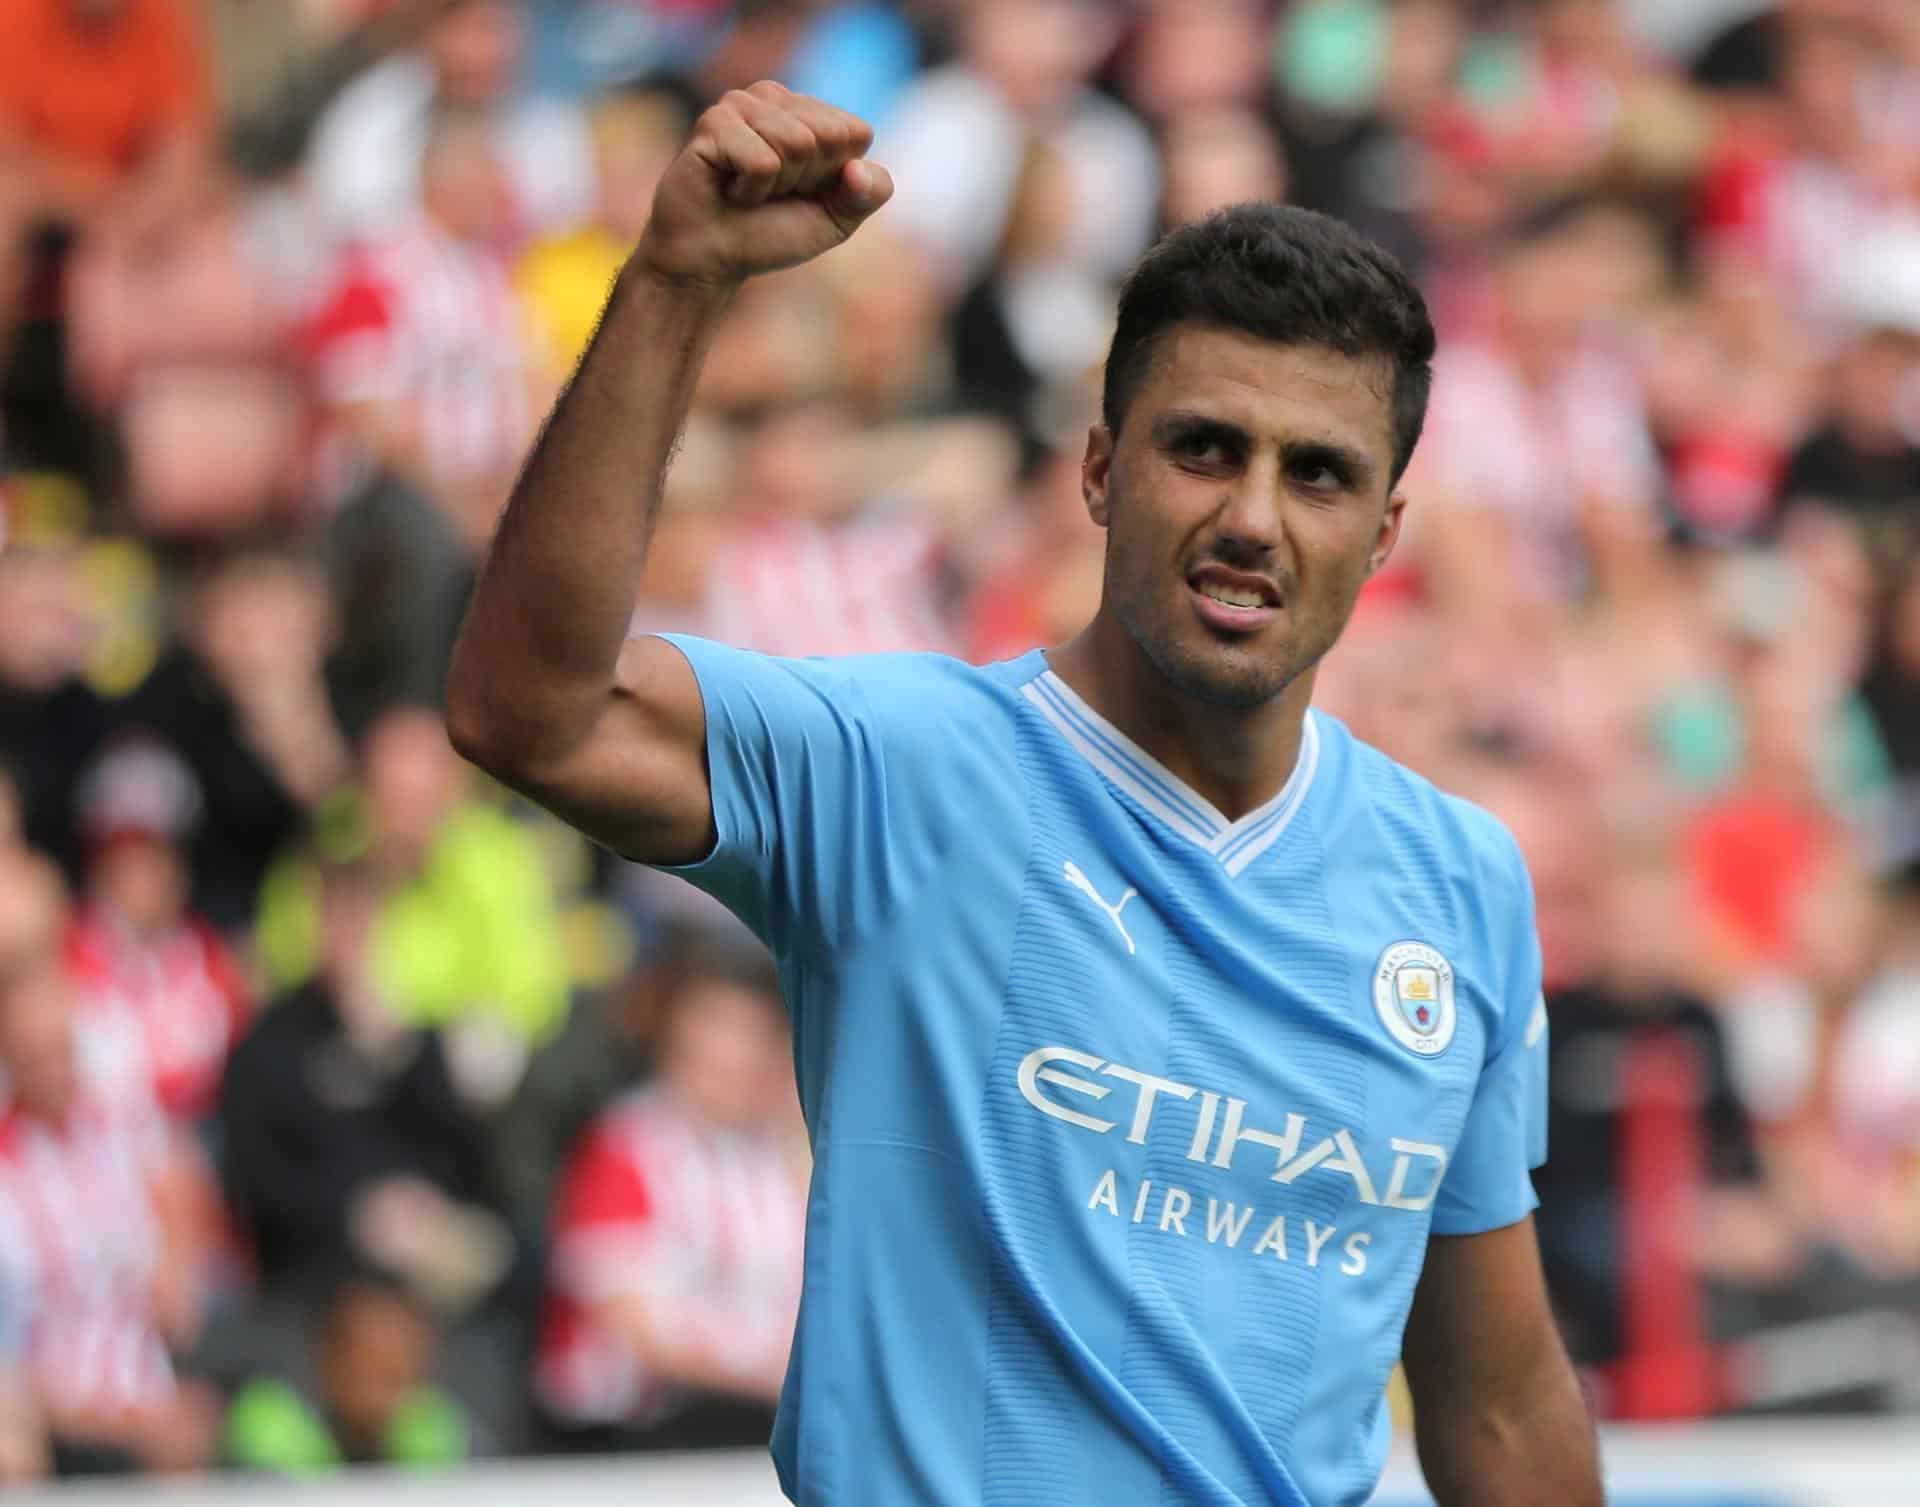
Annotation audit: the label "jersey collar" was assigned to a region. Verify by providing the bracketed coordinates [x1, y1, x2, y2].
[1021, 669, 1320, 876]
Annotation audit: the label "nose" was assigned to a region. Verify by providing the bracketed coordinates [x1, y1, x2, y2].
[1211, 454, 1287, 563]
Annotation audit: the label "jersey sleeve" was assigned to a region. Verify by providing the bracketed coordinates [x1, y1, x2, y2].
[653, 634, 916, 954]
[1429, 838, 1549, 1237]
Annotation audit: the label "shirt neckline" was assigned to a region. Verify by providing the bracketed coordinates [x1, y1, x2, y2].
[1020, 667, 1320, 877]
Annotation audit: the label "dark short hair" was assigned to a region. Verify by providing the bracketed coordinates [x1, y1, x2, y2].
[1102, 203, 1437, 484]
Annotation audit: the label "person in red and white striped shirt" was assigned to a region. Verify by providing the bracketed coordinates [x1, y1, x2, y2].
[302, 108, 535, 549]
[62, 738, 250, 1129]
[701, 403, 955, 659]
[0, 849, 219, 1476]
[538, 942, 806, 1449]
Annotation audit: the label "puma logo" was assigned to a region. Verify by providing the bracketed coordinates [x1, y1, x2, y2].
[1063, 861, 1139, 956]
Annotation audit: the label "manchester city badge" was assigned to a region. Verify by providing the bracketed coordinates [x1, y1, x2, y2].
[1372, 941, 1457, 1057]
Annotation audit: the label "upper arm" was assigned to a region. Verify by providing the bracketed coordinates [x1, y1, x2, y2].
[1402, 1217, 1562, 1413]
[477, 633, 717, 869]
[1402, 1218, 1601, 1505]
[495, 634, 917, 957]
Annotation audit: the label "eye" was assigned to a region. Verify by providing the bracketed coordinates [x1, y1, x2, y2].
[1170, 430, 1232, 469]
[1288, 456, 1351, 493]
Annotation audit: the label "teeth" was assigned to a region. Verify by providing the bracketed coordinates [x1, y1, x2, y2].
[1201, 585, 1265, 608]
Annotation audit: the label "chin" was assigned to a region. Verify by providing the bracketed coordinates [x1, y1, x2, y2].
[1147, 632, 1296, 711]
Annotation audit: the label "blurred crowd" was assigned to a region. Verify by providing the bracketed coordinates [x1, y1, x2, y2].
[3, 0, 1920, 1481]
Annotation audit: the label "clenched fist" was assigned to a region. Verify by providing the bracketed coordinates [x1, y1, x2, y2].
[636, 82, 894, 287]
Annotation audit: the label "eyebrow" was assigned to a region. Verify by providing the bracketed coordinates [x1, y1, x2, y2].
[1153, 410, 1378, 490]
[1152, 412, 1250, 450]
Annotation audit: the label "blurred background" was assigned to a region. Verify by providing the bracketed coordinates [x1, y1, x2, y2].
[2, 0, 1920, 1494]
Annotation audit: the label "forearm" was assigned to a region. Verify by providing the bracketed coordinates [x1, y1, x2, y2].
[1415, 1351, 1603, 1507]
[446, 264, 733, 770]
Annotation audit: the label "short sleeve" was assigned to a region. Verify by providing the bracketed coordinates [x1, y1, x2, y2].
[1429, 844, 1549, 1237]
[654, 634, 903, 953]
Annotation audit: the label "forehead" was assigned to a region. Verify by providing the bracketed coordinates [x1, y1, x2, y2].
[1128, 324, 1397, 465]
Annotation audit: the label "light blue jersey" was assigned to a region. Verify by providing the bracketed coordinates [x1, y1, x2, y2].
[658, 636, 1548, 1507]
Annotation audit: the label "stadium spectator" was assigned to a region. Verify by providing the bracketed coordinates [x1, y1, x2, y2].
[700, 399, 956, 657]
[879, 0, 1158, 291]
[223, 1269, 472, 1472]
[0, 0, 214, 242]
[220, 849, 511, 1307]
[537, 943, 804, 1450]
[145, 547, 349, 933]
[301, 107, 538, 550]
[60, 738, 250, 1128]
[489, 921, 721, 1247]
[1535, 836, 1802, 1367]
[516, 89, 688, 396]
[1403, 197, 1666, 618]
[303, 0, 591, 244]
[0, 544, 111, 872]
[254, 704, 569, 1059]
[0, 851, 220, 1475]
[1777, 220, 1920, 573]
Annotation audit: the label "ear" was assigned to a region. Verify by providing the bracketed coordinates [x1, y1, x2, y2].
[1367, 492, 1408, 577]
[1083, 424, 1114, 528]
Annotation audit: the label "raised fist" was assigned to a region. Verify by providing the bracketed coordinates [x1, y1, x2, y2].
[636, 82, 894, 287]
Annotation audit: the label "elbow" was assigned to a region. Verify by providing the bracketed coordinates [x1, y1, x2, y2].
[444, 691, 503, 775]
[443, 672, 577, 801]
[444, 659, 536, 787]
[443, 668, 503, 774]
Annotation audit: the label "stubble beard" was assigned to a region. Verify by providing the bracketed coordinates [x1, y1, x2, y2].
[1113, 572, 1321, 712]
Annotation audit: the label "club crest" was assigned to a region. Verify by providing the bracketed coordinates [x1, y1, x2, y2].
[1372, 941, 1456, 1057]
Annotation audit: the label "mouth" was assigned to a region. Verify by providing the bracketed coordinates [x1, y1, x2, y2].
[1187, 564, 1282, 634]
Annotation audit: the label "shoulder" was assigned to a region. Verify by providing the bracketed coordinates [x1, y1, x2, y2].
[663, 636, 1036, 741]
[1319, 714, 1532, 905]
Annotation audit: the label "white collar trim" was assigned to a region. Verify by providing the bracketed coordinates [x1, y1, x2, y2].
[1021, 670, 1321, 876]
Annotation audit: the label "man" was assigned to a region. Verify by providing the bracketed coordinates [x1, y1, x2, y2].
[448, 83, 1602, 1507]
[538, 940, 805, 1450]
[302, 109, 537, 552]
[224, 1270, 472, 1473]
[0, 850, 219, 1475]
[64, 737, 251, 1127]
[0, 0, 212, 241]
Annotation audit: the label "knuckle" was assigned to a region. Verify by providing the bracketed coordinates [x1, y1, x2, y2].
[747, 79, 789, 101]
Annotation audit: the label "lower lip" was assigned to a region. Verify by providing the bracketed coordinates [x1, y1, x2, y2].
[1188, 584, 1280, 634]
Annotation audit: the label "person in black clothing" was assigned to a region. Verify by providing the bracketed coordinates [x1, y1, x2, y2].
[1534, 837, 1799, 1366]
[1776, 284, 1920, 572]
[218, 852, 509, 1308]
[0, 543, 339, 934]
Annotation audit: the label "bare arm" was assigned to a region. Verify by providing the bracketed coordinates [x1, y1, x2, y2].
[445, 82, 892, 862]
[1402, 1216, 1604, 1507]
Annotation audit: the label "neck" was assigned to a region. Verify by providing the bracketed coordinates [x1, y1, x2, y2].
[1048, 611, 1314, 823]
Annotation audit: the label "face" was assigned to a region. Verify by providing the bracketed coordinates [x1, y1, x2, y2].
[91, 837, 190, 936]
[364, 710, 459, 868]
[428, 0, 521, 105]
[320, 1287, 435, 1451]
[1089, 325, 1404, 710]
[660, 979, 787, 1130]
